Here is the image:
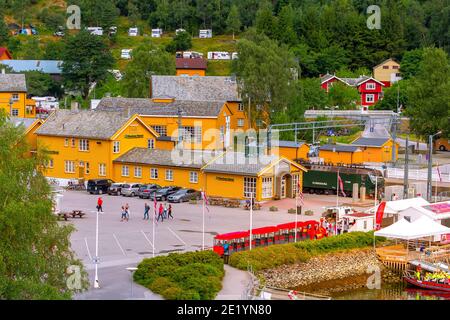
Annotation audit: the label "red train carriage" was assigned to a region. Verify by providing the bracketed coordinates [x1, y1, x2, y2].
[251, 226, 279, 247]
[213, 231, 249, 256]
[276, 222, 306, 244]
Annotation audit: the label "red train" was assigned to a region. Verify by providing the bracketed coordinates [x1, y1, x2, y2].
[213, 220, 328, 257]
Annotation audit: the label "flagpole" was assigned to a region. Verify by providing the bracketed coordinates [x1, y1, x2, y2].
[336, 169, 339, 207]
[250, 191, 253, 251]
[435, 163, 438, 203]
[202, 189, 205, 250]
[152, 201, 155, 258]
[295, 189, 298, 243]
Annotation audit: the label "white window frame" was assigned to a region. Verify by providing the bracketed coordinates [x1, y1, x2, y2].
[113, 141, 120, 153]
[71, 138, 75, 148]
[165, 169, 173, 181]
[182, 126, 202, 143]
[99, 163, 106, 176]
[12, 109, 19, 116]
[134, 166, 142, 178]
[292, 174, 300, 196]
[366, 94, 375, 103]
[244, 177, 256, 199]
[12, 93, 19, 101]
[122, 165, 129, 177]
[79, 139, 89, 151]
[47, 159, 54, 168]
[85, 162, 90, 174]
[189, 171, 198, 183]
[147, 138, 155, 149]
[64, 160, 75, 173]
[237, 119, 245, 127]
[151, 168, 158, 179]
[151, 125, 167, 136]
[366, 83, 376, 90]
[262, 177, 273, 198]
[64, 138, 69, 147]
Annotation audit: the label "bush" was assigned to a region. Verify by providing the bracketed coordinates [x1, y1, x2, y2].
[229, 232, 385, 272]
[269, 206, 278, 212]
[304, 210, 314, 216]
[189, 199, 197, 204]
[287, 208, 296, 214]
[134, 250, 224, 300]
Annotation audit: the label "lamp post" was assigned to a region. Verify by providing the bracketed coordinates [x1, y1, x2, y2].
[427, 131, 442, 201]
[126, 267, 138, 299]
[91, 210, 100, 289]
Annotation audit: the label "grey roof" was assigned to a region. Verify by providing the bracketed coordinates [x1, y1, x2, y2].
[203, 152, 280, 176]
[320, 144, 361, 153]
[1, 60, 63, 74]
[351, 137, 390, 147]
[278, 140, 306, 148]
[0, 73, 27, 92]
[114, 147, 220, 169]
[9, 117, 38, 130]
[36, 109, 135, 140]
[151, 76, 240, 102]
[96, 97, 226, 118]
[321, 73, 383, 87]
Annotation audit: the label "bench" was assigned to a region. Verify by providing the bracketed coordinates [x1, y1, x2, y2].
[57, 212, 70, 221]
[71, 210, 86, 218]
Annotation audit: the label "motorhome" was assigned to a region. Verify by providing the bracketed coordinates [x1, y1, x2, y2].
[128, 27, 139, 36]
[87, 27, 103, 36]
[199, 29, 212, 38]
[207, 51, 230, 60]
[32, 96, 59, 112]
[151, 29, 163, 37]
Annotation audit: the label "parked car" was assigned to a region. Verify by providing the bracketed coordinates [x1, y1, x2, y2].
[154, 186, 181, 201]
[167, 189, 201, 203]
[108, 183, 126, 195]
[87, 179, 114, 195]
[121, 183, 143, 197]
[138, 184, 161, 199]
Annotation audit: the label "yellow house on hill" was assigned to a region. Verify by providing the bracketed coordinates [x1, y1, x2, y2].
[35, 110, 173, 182]
[0, 73, 35, 118]
[350, 137, 398, 163]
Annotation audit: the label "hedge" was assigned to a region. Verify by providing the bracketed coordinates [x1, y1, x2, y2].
[133, 250, 224, 300]
[229, 231, 386, 272]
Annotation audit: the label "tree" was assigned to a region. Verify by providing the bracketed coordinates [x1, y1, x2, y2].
[73, 0, 119, 28]
[374, 80, 409, 111]
[226, 5, 241, 40]
[400, 48, 424, 79]
[0, 112, 87, 299]
[24, 71, 55, 97]
[62, 30, 114, 99]
[166, 31, 192, 53]
[127, 0, 141, 26]
[0, 15, 9, 46]
[406, 48, 450, 140]
[327, 82, 360, 110]
[255, 0, 276, 39]
[122, 43, 175, 98]
[276, 4, 297, 46]
[20, 38, 44, 60]
[44, 41, 66, 60]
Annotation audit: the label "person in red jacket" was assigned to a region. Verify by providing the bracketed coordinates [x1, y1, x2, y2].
[97, 197, 103, 212]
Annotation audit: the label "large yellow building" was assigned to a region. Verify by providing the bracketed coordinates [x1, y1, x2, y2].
[35, 110, 173, 182]
[10, 117, 43, 156]
[350, 137, 399, 163]
[319, 144, 364, 165]
[0, 73, 35, 118]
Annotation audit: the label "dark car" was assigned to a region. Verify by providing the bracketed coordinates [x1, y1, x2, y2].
[87, 179, 114, 195]
[167, 189, 201, 203]
[108, 183, 126, 195]
[138, 184, 161, 199]
[154, 186, 181, 201]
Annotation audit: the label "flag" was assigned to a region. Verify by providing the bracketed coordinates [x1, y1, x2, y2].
[437, 163, 442, 182]
[202, 191, 210, 212]
[338, 173, 346, 197]
[375, 201, 386, 230]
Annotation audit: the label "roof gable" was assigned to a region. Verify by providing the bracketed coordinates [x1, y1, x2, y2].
[0, 47, 12, 59]
[110, 114, 160, 140]
[373, 58, 400, 70]
[0, 73, 27, 92]
[175, 58, 207, 70]
[351, 137, 390, 147]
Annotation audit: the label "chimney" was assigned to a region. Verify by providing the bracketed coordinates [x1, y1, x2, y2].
[70, 101, 79, 111]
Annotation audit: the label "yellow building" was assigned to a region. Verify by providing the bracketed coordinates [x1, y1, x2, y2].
[10, 117, 43, 156]
[319, 144, 364, 165]
[373, 58, 401, 87]
[270, 141, 310, 161]
[175, 58, 207, 76]
[351, 137, 399, 163]
[96, 97, 249, 151]
[35, 110, 173, 182]
[0, 73, 35, 118]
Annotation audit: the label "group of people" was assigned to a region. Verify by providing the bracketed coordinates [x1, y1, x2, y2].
[415, 264, 450, 284]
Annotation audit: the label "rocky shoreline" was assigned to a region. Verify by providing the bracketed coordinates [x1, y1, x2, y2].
[259, 248, 401, 294]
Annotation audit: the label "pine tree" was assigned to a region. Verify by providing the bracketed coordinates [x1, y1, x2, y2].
[226, 5, 241, 40]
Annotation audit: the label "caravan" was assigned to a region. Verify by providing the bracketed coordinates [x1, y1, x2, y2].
[151, 29, 163, 38]
[128, 27, 139, 36]
[86, 27, 103, 36]
[199, 29, 212, 38]
[207, 51, 231, 60]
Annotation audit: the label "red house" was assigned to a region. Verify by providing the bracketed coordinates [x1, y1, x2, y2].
[320, 74, 385, 109]
[0, 47, 12, 60]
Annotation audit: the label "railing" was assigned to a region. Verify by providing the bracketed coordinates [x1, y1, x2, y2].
[384, 167, 450, 183]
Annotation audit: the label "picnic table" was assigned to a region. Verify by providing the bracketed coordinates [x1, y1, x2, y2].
[71, 210, 86, 218]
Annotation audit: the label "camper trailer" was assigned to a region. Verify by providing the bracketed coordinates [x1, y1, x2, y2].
[151, 29, 163, 38]
[199, 29, 212, 38]
[207, 51, 230, 60]
[128, 27, 139, 36]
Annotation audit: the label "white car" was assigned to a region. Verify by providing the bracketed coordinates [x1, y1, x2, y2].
[128, 27, 139, 36]
[121, 49, 132, 60]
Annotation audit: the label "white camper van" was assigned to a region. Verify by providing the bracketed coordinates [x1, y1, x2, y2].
[151, 29, 163, 37]
[207, 51, 230, 60]
[87, 27, 103, 36]
[128, 27, 139, 36]
[199, 29, 212, 38]
[121, 49, 132, 60]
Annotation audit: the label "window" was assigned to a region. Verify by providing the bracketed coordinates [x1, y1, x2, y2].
[113, 141, 120, 153]
[79, 139, 89, 151]
[122, 165, 129, 177]
[79, 161, 84, 167]
[47, 159, 54, 168]
[165, 169, 173, 181]
[71, 138, 75, 148]
[392, 65, 399, 69]
[12, 94, 19, 101]
[238, 103, 244, 111]
[64, 138, 69, 147]
[365, 83, 375, 90]
[64, 160, 75, 173]
[151, 125, 167, 136]
[151, 168, 158, 179]
[244, 177, 256, 198]
[292, 174, 300, 196]
[237, 119, 245, 127]
[85, 162, 90, 174]
[134, 166, 142, 178]
[182, 126, 202, 143]
[262, 177, 273, 198]
[366, 94, 375, 103]
[12, 109, 19, 116]
[363, 221, 367, 229]
[99, 163, 106, 176]
[383, 66, 389, 69]
[147, 138, 155, 149]
[189, 171, 198, 183]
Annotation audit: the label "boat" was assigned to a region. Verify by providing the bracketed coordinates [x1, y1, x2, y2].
[403, 270, 450, 292]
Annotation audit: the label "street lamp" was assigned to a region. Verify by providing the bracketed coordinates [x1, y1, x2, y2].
[90, 210, 101, 288]
[126, 267, 138, 299]
[427, 131, 442, 201]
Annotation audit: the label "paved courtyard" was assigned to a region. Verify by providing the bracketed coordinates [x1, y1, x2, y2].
[59, 190, 369, 299]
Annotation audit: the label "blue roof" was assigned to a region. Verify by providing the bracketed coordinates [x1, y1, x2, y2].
[1, 60, 63, 74]
[278, 140, 305, 148]
[320, 144, 361, 153]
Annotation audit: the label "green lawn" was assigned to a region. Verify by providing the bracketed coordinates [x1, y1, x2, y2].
[319, 131, 362, 145]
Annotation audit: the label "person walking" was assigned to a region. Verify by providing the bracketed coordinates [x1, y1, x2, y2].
[120, 206, 127, 222]
[163, 203, 168, 219]
[167, 204, 173, 219]
[96, 197, 103, 212]
[144, 203, 150, 220]
[157, 203, 164, 222]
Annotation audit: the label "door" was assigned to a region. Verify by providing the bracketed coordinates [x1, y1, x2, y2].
[281, 176, 286, 198]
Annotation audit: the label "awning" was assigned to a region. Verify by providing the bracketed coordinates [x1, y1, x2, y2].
[375, 216, 450, 240]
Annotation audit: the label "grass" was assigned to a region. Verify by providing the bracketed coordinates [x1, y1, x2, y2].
[133, 250, 224, 300]
[397, 133, 425, 143]
[319, 130, 362, 145]
[229, 232, 386, 272]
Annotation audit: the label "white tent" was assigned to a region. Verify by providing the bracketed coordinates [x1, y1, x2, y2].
[383, 197, 430, 215]
[375, 216, 450, 240]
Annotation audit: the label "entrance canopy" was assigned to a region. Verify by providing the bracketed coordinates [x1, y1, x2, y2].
[375, 216, 450, 240]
